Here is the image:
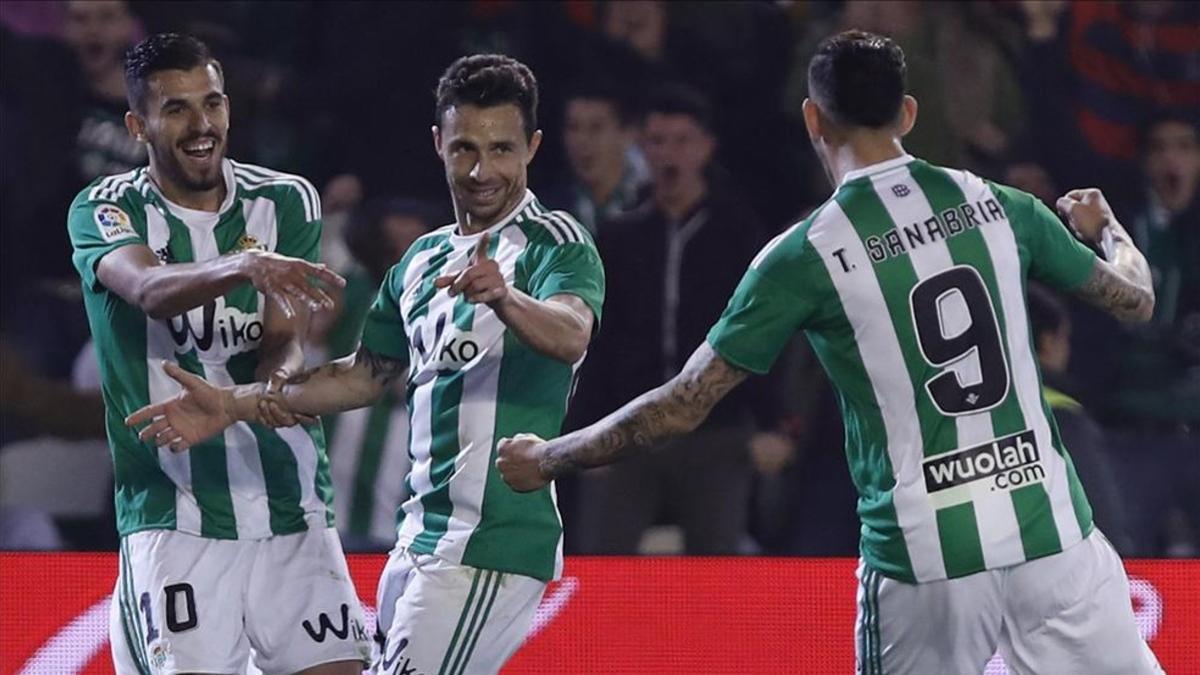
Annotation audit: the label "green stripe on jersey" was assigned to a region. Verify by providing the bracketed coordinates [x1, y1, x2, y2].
[836, 180, 955, 459]
[176, 350, 236, 538]
[909, 162, 1028, 439]
[935, 502, 986, 578]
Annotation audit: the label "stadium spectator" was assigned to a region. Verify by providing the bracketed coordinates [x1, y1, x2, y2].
[1016, 0, 1200, 211]
[571, 84, 772, 555]
[1098, 115, 1200, 557]
[1, 1, 144, 295]
[1027, 284, 1134, 555]
[326, 198, 438, 551]
[541, 81, 649, 234]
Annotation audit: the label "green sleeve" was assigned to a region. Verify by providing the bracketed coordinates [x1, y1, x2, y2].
[526, 241, 606, 326]
[67, 190, 147, 292]
[273, 180, 321, 263]
[706, 235, 819, 375]
[993, 183, 1097, 291]
[359, 264, 410, 362]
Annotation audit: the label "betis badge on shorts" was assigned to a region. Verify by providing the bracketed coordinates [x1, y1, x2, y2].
[94, 204, 137, 243]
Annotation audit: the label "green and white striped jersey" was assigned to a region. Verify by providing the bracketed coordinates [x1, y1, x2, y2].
[67, 159, 335, 540]
[360, 190, 605, 581]
[709, 155, 1098, 583]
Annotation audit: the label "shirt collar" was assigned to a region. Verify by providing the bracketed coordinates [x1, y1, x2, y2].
[838, 153, 916, 186]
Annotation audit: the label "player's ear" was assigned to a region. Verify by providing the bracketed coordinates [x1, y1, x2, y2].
[898, 95, 918, 137]
[801, 98, 822, 142]
[126, 111, 147, 143]
[525, 129, 543, 163]
[432, 125, 443, 155]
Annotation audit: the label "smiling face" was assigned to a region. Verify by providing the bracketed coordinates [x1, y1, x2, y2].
[127, 64, 229, 196]
[434, 103, 541, 231]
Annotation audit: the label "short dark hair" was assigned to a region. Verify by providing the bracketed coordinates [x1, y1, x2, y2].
[1027, 283, 1069, 341]
[124, 33, 222, 113]
[435, 54, 538, 139]
[808, 30, 906, 129]
[564, 80, 634, 126]
[1140, 112, 1199, 151]
[642, 83, 714, 134]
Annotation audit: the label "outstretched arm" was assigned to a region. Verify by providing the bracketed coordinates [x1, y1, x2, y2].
[126, 345, 406, 451]
[496, 342, 749, 491]
[1056, 189, 1155, 323]
[97, 246, 344, 320]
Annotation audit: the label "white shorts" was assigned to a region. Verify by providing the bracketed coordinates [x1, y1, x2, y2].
[110, 527, 372, 674]
[374, 547, 546, 675]
[855, 529, 1163, 674]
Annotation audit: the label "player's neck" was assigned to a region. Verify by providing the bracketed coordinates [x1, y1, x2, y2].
[824, 137, 907, 185]
[148, 163, 227, 212]
[455, 191, 524, 235]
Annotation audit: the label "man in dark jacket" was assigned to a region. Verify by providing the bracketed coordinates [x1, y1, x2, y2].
[569, 84, 775, 554]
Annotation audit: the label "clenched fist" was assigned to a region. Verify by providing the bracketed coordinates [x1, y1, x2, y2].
[496, 433, 550, 492]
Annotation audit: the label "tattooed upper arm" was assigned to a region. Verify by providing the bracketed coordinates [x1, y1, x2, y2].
[540, 342, 750, 479]
[1072, 258, 1155, 324]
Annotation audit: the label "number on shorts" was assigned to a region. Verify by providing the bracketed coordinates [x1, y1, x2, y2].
[164, 583, 198, 632]
[138, 591, 159, 643]
[909, 266, 1009, 414]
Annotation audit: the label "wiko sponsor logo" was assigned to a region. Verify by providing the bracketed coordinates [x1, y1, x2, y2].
[167, 297, 263, 357]
[411, 310, 482, 372]
[302, 603, 367, 644]
[923, 429, 1045, 494]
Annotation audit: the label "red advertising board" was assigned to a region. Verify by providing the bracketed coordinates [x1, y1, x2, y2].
[2, 554, 1196, 674]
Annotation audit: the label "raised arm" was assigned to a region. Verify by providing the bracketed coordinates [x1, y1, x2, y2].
[496, 342, 749, 491]
[1055, 189, 1155, 323]
[97, 245, 344, 320]
[126, 345, 405, 452]
[436, 233, 594, 363]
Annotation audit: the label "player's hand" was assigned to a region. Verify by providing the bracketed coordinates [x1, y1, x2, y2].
[125, 361, 238, 452]
[256, 370, 316, 428]
[433, 234, 508, 306]
[496, 433, 550, 492]
[241, 250, 346, 319]
[1055, 188, 1115, 244]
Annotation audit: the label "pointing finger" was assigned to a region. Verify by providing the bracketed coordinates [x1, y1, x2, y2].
[473, 233, 491, 263]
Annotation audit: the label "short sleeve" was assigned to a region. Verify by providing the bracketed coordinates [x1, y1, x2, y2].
[994, 183, 1097, 291]
[359, 264, 410, 362]
[273, 179, 322, 263]
[706, 233, 819, 375]
[67, 193, 146, 292]
[526, 241, 606, 326]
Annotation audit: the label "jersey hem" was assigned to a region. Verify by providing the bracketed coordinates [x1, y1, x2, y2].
[397, 534, 556, 582]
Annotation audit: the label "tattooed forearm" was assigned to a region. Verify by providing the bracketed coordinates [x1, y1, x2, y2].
[1073, 221, 1155, 323]
[275, 347, 407, 415]
[359, 345, 407, 385]
[539, 343, 749, 480]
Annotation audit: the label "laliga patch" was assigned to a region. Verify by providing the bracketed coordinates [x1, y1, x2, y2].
[94, 204, 137, 243]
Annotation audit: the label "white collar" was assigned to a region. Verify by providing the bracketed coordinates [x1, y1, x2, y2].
[838, 154, 916, 186]
[449, 189, 536, 243]
[149, 159, 238, 219]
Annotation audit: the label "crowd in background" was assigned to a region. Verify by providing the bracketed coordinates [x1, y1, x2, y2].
[0, 0, 1196, 559]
